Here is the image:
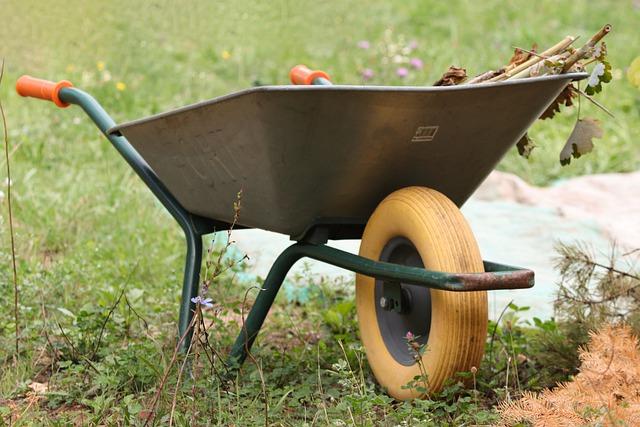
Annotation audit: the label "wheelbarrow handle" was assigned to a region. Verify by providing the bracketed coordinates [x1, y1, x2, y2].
[16, 75, 74, 108]
[289, 64, 332, 85]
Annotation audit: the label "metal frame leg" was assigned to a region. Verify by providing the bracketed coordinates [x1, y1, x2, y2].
[227, 241, 534, 368]
[177, 229, 204, 352]
[58, 87, 220, 353]
[228, 245, 305, 366]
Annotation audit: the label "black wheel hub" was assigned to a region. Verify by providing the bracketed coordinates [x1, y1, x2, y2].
[374, 237, 432, 366]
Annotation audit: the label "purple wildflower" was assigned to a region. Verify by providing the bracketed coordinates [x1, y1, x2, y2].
[361, 68, 374, 80]
[357, 40, 370, 49]
[396, 67, 409, 78]
[405, 331, 415, 341]
[408, 40, 419, 50]
[410, 58, 424, 69]
[191, 296, 214, 308]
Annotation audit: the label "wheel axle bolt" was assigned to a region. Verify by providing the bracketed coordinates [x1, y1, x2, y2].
[379, 297, 388, 309]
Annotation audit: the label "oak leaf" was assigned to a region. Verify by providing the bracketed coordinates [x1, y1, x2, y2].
[559, 118, 603, 166]
[540, 84, 576, 120]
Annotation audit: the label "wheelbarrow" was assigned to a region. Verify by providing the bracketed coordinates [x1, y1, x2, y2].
[16, 65, 586, 399]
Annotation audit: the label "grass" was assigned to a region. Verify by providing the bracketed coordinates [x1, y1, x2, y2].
[0, 0, 639, 425]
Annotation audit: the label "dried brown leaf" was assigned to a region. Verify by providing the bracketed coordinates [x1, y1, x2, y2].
[516, 133, 535, 159]
[433, 66, 467, 86]
[507, 43, 538, 70]
[559, 118, 603, 166]
[540, 84, 576, 120]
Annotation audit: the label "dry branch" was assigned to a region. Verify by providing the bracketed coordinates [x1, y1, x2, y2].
[563, 24, 612, 72]
[487, 35, 577, 82]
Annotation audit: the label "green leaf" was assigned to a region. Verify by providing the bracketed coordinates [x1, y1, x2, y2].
[323, 310, 342, 328]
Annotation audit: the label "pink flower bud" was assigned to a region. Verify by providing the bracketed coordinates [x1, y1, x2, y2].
[361, 68, 374, 80]
[396, 67, 409, 78]
[410, 58, 424, 69]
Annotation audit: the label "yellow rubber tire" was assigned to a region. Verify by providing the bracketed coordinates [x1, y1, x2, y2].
[356, 187, 487, 400]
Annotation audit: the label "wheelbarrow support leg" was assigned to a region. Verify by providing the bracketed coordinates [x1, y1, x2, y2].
[228, 245, 305, 366]
[177, 229, 204, 352]
[56, 87, 215, 353]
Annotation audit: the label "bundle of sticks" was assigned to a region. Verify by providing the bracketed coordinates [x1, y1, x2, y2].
[433, 24, 613, 165]
[434, 24, 611, 87]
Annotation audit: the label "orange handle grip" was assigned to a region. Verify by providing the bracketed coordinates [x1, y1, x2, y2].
[289, 64, 330, 85]
[16, 75, 73, 108]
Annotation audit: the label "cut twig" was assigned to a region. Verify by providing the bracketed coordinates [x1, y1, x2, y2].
[487, 35, 577, 82]
[563, 24, 612, 72]
[467, 68, 505, 84]
[510, 51, 571, 79]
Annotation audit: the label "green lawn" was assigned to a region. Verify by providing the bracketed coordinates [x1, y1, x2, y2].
[1, 0, 639, 425]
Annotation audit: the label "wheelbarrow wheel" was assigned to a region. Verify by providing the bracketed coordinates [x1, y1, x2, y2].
[356, 187, 487, 400]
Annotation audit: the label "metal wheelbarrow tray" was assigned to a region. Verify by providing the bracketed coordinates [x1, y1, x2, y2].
[17, 71, 586, 398]
[110, 74, 581, 240]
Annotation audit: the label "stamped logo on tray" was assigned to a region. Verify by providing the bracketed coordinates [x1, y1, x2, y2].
[411, 125, 439, 143]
